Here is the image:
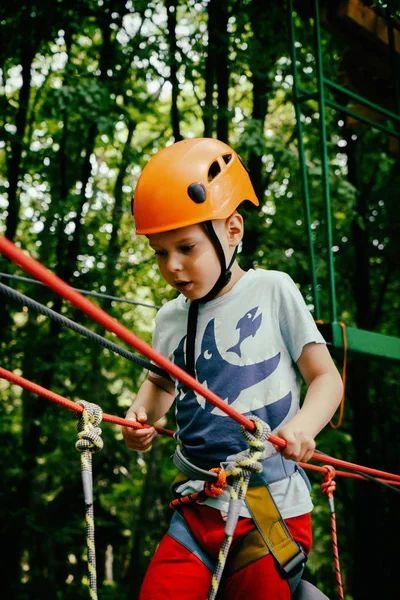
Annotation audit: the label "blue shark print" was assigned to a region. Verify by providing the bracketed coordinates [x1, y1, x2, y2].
[227, 307, 262, 357]
[197, 318, 280, 409]
[173, 316, 292, 469]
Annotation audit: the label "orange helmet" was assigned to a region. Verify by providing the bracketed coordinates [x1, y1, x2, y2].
[132, 137, 259, 234]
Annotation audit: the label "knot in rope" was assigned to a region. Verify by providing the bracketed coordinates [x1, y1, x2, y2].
[321, 464, 336, 498]
[321, 465, 344, 599]
[231, 416, 271, 477]
[204, 467, 228, 498]
[206, 416, 271, 600]
[75, 400, 104, 454]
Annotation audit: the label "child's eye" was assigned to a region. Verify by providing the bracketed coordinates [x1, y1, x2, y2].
[180, 245, 195, 253]
[154, 249, 167, 257]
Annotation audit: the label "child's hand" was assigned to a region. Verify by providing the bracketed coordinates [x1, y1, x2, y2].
[274, 425, 315, 463]
[122, 407, 157, 452]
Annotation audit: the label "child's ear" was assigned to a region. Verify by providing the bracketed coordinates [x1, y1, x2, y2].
[226, 212, 244, 246]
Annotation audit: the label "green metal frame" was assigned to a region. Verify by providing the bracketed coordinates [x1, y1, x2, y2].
[287, 0, 400, 360]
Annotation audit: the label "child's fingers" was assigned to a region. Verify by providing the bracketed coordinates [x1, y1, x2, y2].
[122, 420, 157, 451]
[136, 410, 148, 422]
[125, 406, 147, 423]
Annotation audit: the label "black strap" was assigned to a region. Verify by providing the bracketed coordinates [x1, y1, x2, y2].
[184, 221, 239, 376]
[186, 300, 199, 377]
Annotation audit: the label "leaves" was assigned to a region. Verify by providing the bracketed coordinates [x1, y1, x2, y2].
[0, 1, 399, 597]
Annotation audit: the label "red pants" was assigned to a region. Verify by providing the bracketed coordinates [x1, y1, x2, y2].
[139, 504, 312, 600]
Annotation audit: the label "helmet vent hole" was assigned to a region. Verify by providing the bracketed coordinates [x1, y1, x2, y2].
[222, 154, 232, 165]
[208, 161, 221, 182]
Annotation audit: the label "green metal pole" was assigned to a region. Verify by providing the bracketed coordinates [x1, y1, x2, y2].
[386, 7, 400, 116]
[298, 85, 400, 137]
[324, 99, 400, 138]
[287, 0, 321, 319]
[313, 0, 337, 323]
[324, 78, 400, 125]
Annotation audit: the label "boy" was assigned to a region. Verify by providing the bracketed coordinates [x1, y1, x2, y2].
[122, 137, 343, 599]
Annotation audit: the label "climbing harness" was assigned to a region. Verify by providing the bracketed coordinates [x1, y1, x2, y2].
[75, 400, 104, 600]
[170, 466, 228, 509]
[169, 418, 307, 599]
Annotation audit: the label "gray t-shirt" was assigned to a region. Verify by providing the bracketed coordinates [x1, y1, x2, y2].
[152, 268, 325, 518]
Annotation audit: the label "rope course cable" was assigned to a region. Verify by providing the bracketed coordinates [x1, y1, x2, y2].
[1, 235, 400, 599]
[0, 271, 161, 310]
[0, 236, 260, 431]
[305, 451, 400, 492]
[0, 282, 169, 379]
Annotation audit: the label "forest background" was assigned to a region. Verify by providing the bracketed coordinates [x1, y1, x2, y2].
[1, 1, 399, 599]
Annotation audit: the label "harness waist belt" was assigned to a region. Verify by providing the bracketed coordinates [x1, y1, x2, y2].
[173, 445, 218, 481]
[171, 446, 307, 577]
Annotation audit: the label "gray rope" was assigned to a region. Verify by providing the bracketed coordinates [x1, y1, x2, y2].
[0, 282, 169, 379]
[0, 272, 161, 310]
[75, 400, 104, 599]
[207, 416, 271, 600]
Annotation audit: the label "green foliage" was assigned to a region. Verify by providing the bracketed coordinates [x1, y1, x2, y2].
[0, 0, 399, 598]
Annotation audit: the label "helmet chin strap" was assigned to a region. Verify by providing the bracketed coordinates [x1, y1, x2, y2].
[185, 221, 238, 377]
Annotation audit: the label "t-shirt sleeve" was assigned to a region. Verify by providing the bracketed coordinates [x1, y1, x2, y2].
[149, 310, 176, 382]
[278, 273, 326, 363]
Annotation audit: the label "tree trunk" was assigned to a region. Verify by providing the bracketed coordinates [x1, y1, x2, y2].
[240, 2, 284, 267]
[5, 38, 35, 241]
[4, 15, 115, 591]
[166, 0, 182, 142]
[104, 119, 137, 307]
[203, 0, 217, 137]
[345, 130, 384, 597]
[215, 2, 230, 143]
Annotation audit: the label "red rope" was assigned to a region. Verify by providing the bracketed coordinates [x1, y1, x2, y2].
[2, 365, 400, 486]
[1, 236, 400, 483]
[0, 366, 174, 437]
[169, 467, 228, 509]
[321, 466, 344, 600]
[301, 461, 400, 486]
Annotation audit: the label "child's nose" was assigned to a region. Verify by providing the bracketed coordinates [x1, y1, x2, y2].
[167, 252, 183, 272]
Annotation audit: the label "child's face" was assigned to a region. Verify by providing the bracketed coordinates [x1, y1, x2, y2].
[148, 223, 226, 300]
